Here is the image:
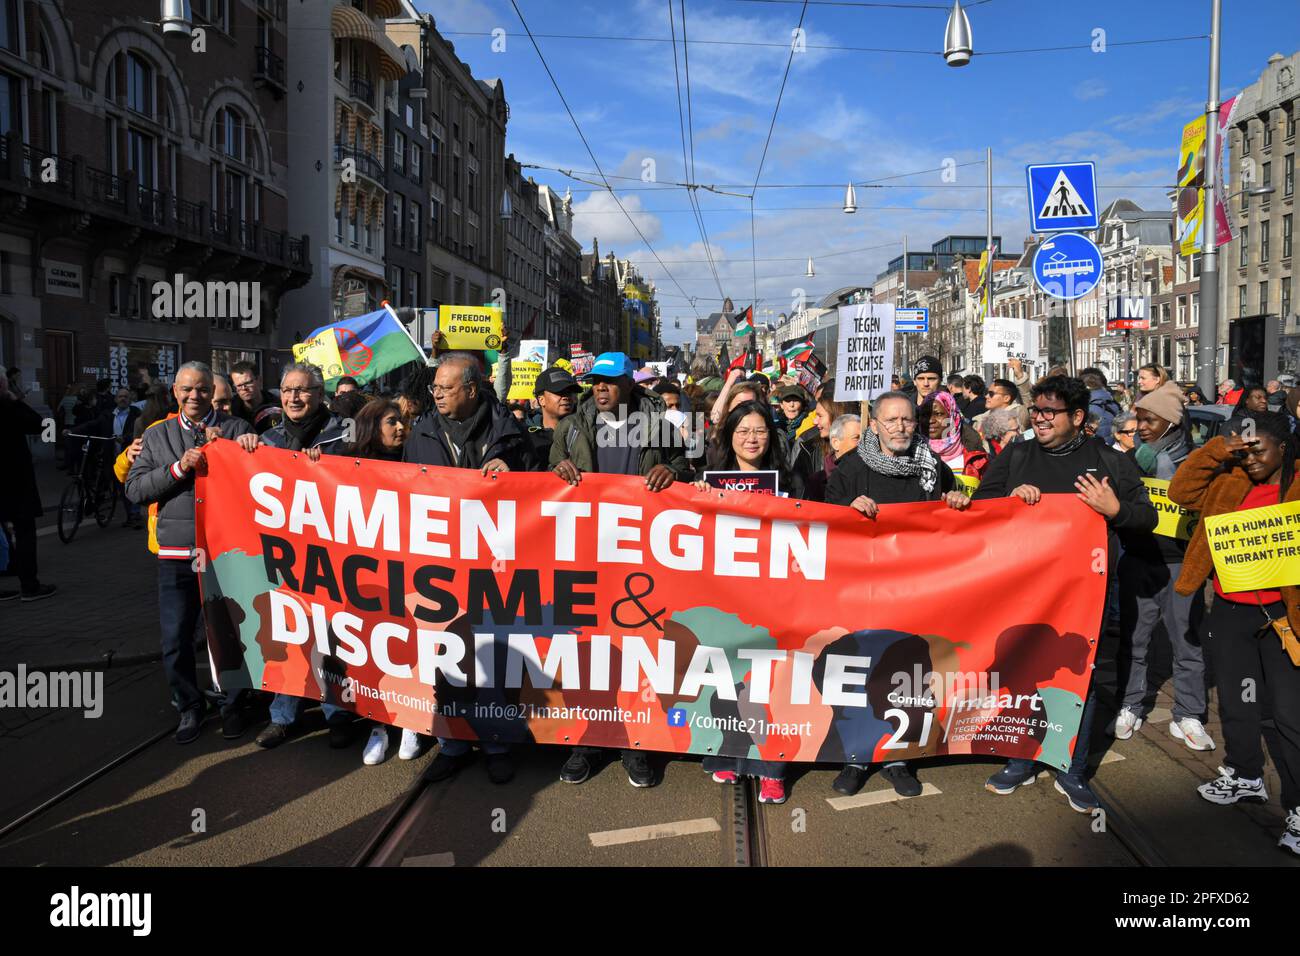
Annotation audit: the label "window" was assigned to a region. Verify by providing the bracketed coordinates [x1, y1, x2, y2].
[431, 197, 441, 240]
[409, 200, 420, 249]
[430, 136, 440, 184]
[410, 144, 421, 182]
[193, 0, 229, 32]
[1240, 226, 1249, 267]
[127, 128, 156, 188]
[1262, 220, 1270, 262]
[43, 89, 57, 153]
[389, 266, 402, 306]
[1285, 215, 1293, 260]
[1263, 113, 1273, 148]
[1239, 285, 1248, 317]
[393, 131, 404, 171]
[392, 194, 404, 245]
[0, 0, 17, 53]
[0, 69, 22, 138]
[1289, 110, 1297, 140]
[1263, 161, 1272, 204]
[333, 40, 343, 81]
[213, 106, 245, 162]
[1283, 278, 1292, 320]
[1177, 295, 1187, 327]
[1260, 281, 1269, 314]
[1192, 292, 1200, 325]
[404, 104, 413, 127]
[335, 189, 345, 240]
[126, 54, 154, 117]
[109, 274, 123, 315]
[407, 270, 419, 308]
[1286, 154, 1294, 197]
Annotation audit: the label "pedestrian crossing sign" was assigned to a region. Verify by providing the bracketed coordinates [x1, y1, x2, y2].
[1026, 162, 1099, 233]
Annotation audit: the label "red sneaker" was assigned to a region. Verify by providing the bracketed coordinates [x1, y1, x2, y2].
[711, 770, 738, 784]
[758, 777, 787, 804]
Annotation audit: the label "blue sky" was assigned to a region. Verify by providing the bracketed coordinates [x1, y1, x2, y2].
[418, 0, 1299, 345]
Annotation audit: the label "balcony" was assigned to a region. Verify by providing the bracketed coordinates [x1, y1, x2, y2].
[0, 132, 309, 274]
[349, 76, 375, 110]
[334, 143, 384, 183]
[254, 46, 286, 96]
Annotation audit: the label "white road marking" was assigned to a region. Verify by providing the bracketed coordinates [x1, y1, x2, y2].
[1099, 750, 1126, 765]
[588, 817, 720, 847]
[826, 782, 942, 811]
[401, 852, 455, 867]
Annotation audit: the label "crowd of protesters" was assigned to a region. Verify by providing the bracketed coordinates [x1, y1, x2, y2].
[3, 343, 1298, 857]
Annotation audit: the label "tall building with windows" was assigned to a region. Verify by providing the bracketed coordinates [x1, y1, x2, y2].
[0, 0, 310, 415]
[1221, 50, 1297, 380]
[386, 3, 507, 326]
[503, 153, 544, 340]
[384, 48, 428, 314]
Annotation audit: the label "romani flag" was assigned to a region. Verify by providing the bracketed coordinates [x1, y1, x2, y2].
[733, 305, 754, 337]
[293, 304, 424, 390]
[782, 335, 815, 365]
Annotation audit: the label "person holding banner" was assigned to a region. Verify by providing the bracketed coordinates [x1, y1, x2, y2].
[393, 352, 528, 783]
[125, 361, 258, 744]
[551, 352, 687, 788]
[975, 375, 1157, 813]
[524, 366, 581, 469]
[824, 391, 971, 797]
[1112, 385, 1212, 750]
[1167, 412, 1300, 855]
[253, 364, 356, 750]
[690, 400, 808, 804]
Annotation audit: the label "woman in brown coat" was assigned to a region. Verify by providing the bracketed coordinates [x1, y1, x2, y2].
[1169, 410, 1300, 856]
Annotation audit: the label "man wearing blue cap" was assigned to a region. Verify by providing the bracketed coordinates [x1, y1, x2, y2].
[550, 352, 687, 788]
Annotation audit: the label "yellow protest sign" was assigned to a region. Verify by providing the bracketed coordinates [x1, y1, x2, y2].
[553, 357, 574, 374]
[955, 475, 980, 498]
[291, 329, 345, 380]
[1142, 478, 1197, 541]
[507, 361, 542, 401]
[1203, 500, 1300, 592]
[438, 305, 503, 351]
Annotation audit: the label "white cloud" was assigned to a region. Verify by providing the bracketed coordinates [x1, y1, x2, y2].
[570, 190, 664, 248]
[1073, 79, 1108, 101]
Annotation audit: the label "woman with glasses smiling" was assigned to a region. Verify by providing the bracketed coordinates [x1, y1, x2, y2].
[692, 399, 805, 804]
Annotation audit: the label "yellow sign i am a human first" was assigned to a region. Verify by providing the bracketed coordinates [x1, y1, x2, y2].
[438, 305, 503, 351]
[1203, 499, 1300, 592]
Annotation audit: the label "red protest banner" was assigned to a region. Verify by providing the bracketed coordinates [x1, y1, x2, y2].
[196, 442, 1106, 770]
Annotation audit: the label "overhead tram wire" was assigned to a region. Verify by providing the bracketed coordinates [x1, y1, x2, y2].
[679, 0, 727, 301]
[668, 0, 724, 300]
[507, 0, 700, 321]
[749, 0, 810, 306]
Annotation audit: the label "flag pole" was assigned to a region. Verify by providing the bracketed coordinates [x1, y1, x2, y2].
[381, 300, 430, 364]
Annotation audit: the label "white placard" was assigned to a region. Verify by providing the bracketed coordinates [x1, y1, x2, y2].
[517, 339, 549, 366]
[43, 260, 82, 297]
[981, 316, 1038, 365]
[834, 303, 895, 401]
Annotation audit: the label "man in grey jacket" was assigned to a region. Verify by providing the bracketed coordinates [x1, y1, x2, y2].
[126, 361, 256, 744]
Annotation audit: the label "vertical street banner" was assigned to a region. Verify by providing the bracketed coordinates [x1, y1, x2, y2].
[1175, 95, 1240, 256]
[196, 443, 1107, 770]
[835, 303, 895, 402]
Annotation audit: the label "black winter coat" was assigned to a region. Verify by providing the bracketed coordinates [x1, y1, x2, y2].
[0, 396, 44, 519]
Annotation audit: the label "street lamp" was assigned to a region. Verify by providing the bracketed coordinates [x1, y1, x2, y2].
[159, 0, 193, 36]
[943, 0, 973, 67]
[805, 258, 816, 277]
[843, 183, 857, 214]
[500, 189, 512, 221]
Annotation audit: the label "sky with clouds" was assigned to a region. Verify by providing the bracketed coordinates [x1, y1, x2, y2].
[416, 0, 1298, 345]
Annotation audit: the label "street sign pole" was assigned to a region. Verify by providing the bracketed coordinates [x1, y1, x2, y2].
[1125, 328, 1132, 389]
[1196, 0, 1223, 399]
[1066, 297, 1077, 376]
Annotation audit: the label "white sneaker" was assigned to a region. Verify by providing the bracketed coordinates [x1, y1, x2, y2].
[398, 729, 423, 760]
[1170, 717, 1215, 751]
[362, 727, 390, 766]
[1112, 707, 1143, 739]
[1198, 765, 1267, 805]
[1280, 808, 1300, 857]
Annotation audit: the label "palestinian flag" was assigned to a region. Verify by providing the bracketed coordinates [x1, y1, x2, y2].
[782, 335, 815, 365]
[728, 350, 763, 373]
[733, 305, 754, 337]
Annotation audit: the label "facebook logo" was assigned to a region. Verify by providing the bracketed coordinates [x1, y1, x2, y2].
[667, 708, 688, 727]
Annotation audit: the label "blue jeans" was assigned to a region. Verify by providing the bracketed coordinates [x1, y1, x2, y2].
[439, 737, 509, 756]
[158, 560, 238, 714]
[270, 693, 342, 727]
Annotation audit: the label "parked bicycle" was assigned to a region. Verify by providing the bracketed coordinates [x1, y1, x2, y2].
[57, 432, 120, 543]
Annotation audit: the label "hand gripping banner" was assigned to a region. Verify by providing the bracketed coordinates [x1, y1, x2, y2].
[196, 442, 1107, 770]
